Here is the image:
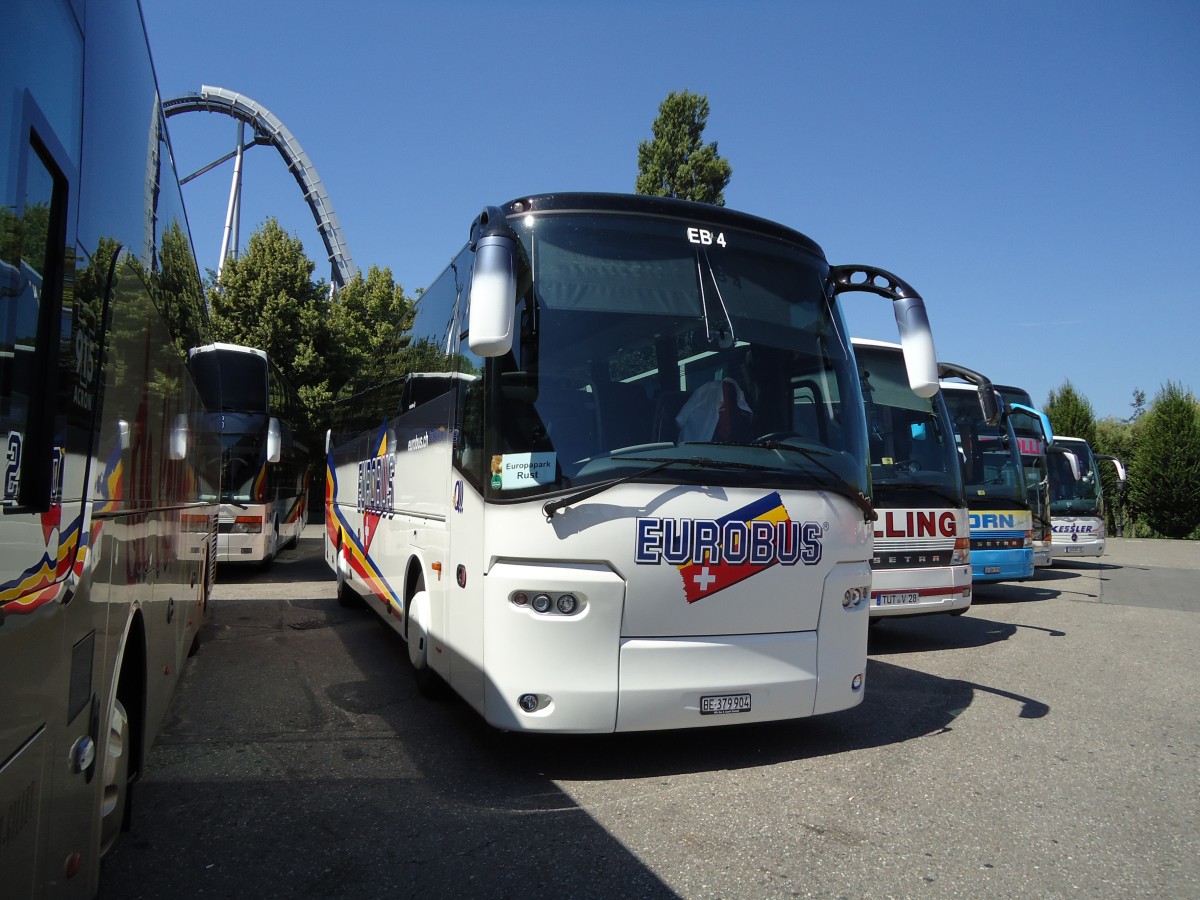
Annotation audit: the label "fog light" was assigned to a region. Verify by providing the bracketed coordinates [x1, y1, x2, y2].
[532, 593, 552, 613]
[556, 593, 578, 614]
[843, 586, 867, 608]
[518, 693, 539, 712]
[851, 673, 863, 691]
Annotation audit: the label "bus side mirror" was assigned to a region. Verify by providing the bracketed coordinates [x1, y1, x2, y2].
[978, 387, 1000, 427]
[468, 234, 518, 357]
[1067, 452, 1080, 480]
[1053, 448, 1081, 481]
[893, 297, 939, 398]
[267, 417, 282, 464]
[1100, 455, 1127, 483]
[169, 415, 188, 460]
[325, 428, 332, 456]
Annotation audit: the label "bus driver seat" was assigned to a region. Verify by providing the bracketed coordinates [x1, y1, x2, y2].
[675, 378, 753, 443]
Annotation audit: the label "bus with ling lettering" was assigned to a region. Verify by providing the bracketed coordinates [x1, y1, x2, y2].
[326, 193, 941, 732]
[188, 343, 311, 566]
[1, 0, 218, 893]
[1047, 436, 1125, 559]
[853, 340, 978, 620]
[939, 376, 1035, 582]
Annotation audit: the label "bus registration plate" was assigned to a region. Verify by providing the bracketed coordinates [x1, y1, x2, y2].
[984, 566, 1001, 574]
[876, 592, 920, 606]
[701, 693, 751, 715]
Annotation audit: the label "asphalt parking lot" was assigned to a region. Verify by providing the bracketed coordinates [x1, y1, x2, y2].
[99, 530, 1199, 899]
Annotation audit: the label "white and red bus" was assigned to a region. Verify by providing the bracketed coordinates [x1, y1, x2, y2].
[852, 341, 976, 620]
[189, 343, 311, 566]
[326, 194, 940, 732]
[0, 0, 217, 894]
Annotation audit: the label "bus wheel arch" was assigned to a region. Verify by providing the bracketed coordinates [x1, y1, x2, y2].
[101, 610, 148, 858]
[335, 530, 359, 608]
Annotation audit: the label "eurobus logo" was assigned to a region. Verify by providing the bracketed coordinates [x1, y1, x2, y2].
[635, 492, 822, 603]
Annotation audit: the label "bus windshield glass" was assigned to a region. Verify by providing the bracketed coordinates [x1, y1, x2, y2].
[855, 343, 962, 506]
[479, 211, 868, 499]
[941, 388, 1027, 505]
[191, 349, 267, 413]
[1049, 439, 1100, 513]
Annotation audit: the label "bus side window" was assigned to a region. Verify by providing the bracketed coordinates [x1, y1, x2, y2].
[1, 129, 68, 510]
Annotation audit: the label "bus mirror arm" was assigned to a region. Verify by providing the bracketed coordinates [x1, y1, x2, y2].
[1098, 454, 1127, 483]
[937, 362, 1000, 427]
[1010, 402, 1054, 444]
[828, 265, 938, 398]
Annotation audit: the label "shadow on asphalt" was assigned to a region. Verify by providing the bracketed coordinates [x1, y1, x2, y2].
[101, 555, 1053, 900]
[322, 599, 1049, 786]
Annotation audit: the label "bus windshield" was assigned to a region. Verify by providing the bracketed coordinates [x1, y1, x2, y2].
[1049, 439, 1100, 514]
[941, 387, 1027, 505]
[474, 211, 868, 499]
[855, 343, 962, 506]
[190, 349, 267, 412]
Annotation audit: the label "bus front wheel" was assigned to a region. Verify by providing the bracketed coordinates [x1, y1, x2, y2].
[98, 698, 130, 858]
[406, 579, 443, 698]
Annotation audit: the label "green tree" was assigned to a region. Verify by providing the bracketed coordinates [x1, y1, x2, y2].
[327, 265, 417, 398]
[1127, 382, 1200, 539]
[1045, 380, 1096, 445]
[1094, 416, 1134, 537]
[207, 218, 332, 437]
[636, 90, 732, 205]
[1127, 387, 1146, 423]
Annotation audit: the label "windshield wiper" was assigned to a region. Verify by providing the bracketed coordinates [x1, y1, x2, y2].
[723, 439, 877, 522]
[541, 455, 774, 520]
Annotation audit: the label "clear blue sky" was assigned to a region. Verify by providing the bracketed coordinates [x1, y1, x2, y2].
[143, 0, 1198, 421]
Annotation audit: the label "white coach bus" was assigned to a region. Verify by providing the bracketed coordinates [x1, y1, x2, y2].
[189, 343, 311, 565]
[1048, 436, 1125, 559]
[326, 193, 939, 733]
[854, 343, 988, 620]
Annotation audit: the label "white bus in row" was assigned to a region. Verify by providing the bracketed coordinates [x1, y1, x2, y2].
[1048, 436, 1126, 559]
[326, 193, 941, 733]
[189, 343, 311, 566]
[853, 341, 985, 621]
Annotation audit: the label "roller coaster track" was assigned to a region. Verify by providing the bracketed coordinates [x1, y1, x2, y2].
[163, 85, 356, 289]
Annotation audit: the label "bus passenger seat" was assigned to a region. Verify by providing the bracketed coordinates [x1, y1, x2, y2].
[597, 381, 654, 450]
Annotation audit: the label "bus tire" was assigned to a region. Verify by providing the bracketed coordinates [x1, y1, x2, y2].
[407, 584, 444, 698]
[335, 535, 360, 608]
[99, 698, 130, 858]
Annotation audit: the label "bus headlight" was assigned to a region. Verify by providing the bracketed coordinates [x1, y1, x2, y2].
[510, 590, 585, 616]
[556, 594, 578, 615]
[232, 515, 262, 534]
[842, 586, 868, 608]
